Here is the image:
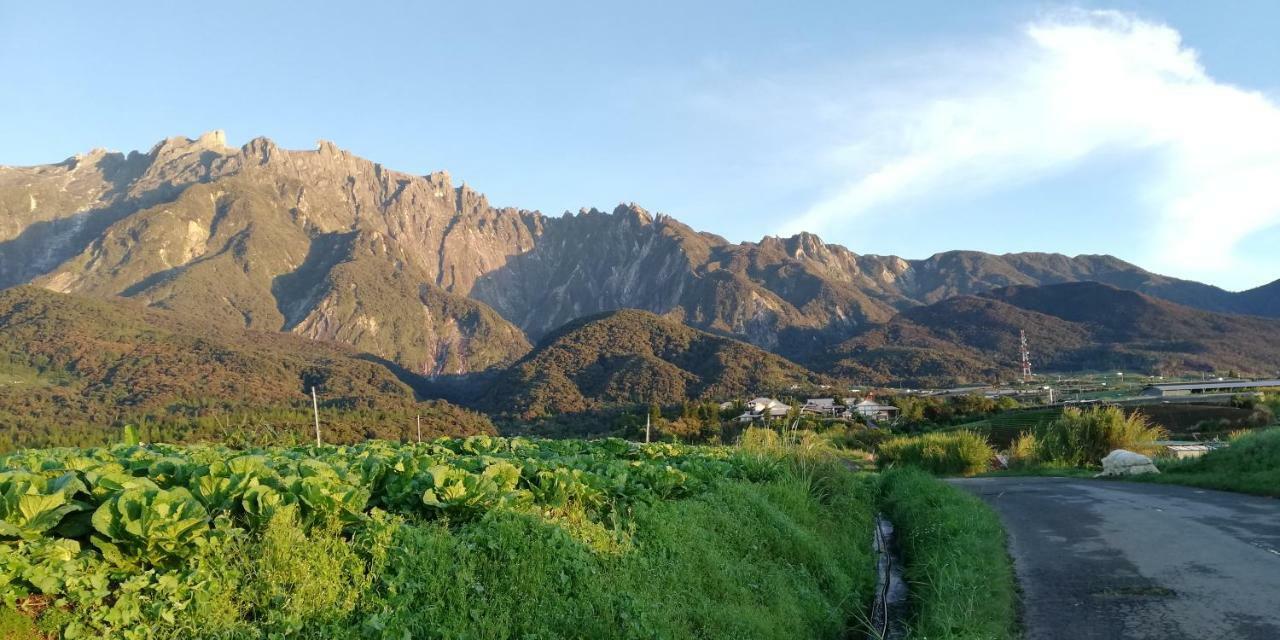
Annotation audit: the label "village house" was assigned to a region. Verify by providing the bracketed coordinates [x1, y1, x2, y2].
[801, 398, 839, 416]
[736, 397, 791, 422]
[847, 398, 899, 421]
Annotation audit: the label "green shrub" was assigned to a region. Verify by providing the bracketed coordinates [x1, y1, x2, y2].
[1248, 405, 1275, 427]
[1034, 406, 1166, 467]
[877, 430, 994, 476]
[1265, 393, 1280, 420]
[1180, 427, 1280, 474]
[880, 469, 1017, 640]
[823, 425, 890, 452]
[231, 508, 378, 634]
[1006, 432, 1039, 470]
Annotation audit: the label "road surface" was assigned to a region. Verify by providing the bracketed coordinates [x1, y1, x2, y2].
[951, 477, 1280, 640]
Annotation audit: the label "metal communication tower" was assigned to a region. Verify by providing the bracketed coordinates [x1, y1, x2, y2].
[1019, 330, 1032, 381]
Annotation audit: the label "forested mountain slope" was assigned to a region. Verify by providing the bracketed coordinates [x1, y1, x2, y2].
[823, 282, 1280, 386]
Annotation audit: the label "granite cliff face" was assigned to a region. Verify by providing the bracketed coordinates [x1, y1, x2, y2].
[2, 131, 1277, 377]
[0, 132, 533, 376]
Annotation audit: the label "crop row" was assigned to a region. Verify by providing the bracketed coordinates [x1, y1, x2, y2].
[0, 435, 767, 638]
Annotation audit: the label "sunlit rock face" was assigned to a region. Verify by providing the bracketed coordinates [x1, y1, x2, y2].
[3, 132, 1275, 374]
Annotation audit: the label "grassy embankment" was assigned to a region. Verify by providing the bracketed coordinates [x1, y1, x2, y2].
[356, 476, 876, 638]
[879, 469, 1019, 640]
[0, 435, 877, 639]
[1133, 427, 1280, 497]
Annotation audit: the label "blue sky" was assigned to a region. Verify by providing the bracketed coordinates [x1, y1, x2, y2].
[3, 1, 1279, 290]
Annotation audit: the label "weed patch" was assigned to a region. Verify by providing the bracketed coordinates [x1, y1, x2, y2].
[880, 468, 1018, 640]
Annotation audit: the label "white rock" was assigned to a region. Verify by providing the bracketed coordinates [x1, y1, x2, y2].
[1098, 449, 1160, 476]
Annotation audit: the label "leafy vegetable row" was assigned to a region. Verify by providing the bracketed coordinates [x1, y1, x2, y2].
[0, 436, 770, 638]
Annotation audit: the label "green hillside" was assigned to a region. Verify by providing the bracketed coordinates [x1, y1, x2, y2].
[482, 309, 827, 420]
[826, 283, 1280, 386]
[0, 287, 493, 449]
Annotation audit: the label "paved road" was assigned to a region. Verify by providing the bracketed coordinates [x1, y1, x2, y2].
[951, 477, 1280, 640]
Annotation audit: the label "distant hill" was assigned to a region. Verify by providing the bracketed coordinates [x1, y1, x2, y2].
[3, 131, 1277, 378]
[1234, 279, 1280, 317]
[0, 287, 493, 448]
[480, 309, 826, 420]
[823, 282, 1280, 386]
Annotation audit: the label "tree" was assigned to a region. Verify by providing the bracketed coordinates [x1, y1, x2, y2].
[720, 400, 746, 421]
[995, 396, 1020, 411]
[648, 402, 662, 424]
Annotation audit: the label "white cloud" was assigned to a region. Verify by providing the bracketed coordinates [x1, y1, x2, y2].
[780, 10, 1280, 288]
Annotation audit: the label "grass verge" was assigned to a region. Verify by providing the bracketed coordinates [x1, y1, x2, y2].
[1133, 427, 1280, 497]
[358, 469, 878, 639]
[880, 468, 1019, 640]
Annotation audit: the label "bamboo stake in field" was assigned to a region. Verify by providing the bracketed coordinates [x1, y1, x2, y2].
[416, 414, 422, 443]
[311, 386, 321, 446]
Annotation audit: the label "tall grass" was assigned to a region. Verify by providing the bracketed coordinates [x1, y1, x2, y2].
[357, 475, 877, 639]
[738, 426, 876, 504]
[877, 430, 994, 476]
[1006, 431, 1039, 470]
[1142, 427, 1280, 497]
[880, 469, 1018, 640]
[1032, 406, 1166, 467]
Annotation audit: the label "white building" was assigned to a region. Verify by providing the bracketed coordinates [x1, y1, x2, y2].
[849, 399, 899, 420]
[738, 397, 791, 422]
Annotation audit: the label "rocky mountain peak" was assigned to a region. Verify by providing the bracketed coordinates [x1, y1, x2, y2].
[613, 202, 653, 226]
[148, 130, 232, 161]
[58, 147, 120, 170]
[315, 139, 344, 156]
[784, 231, 828, 259]
[198, 130, 229, 148]
[425, 169, 451, 183]
[240, 136, 279, 164]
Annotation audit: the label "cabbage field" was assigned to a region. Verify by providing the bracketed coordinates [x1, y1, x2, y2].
[0, 435, 876, 639]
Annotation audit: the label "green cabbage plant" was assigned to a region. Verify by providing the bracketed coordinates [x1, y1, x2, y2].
[90, 487, 210, 568]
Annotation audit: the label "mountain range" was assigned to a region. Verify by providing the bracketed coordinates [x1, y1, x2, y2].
[823, 282, 1280, 386]
[2, 131, 1279, 399]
